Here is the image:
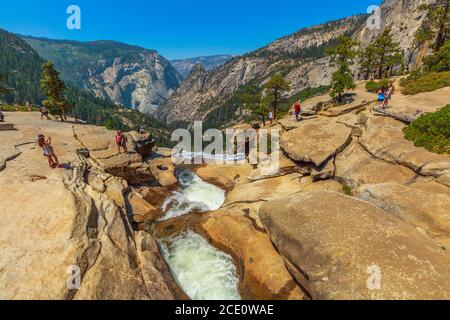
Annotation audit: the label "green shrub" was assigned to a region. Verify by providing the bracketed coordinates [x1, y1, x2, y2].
[403, 104, 450, 154]
[0, 104, 39, 112]
[400, 71, 450, 95]
[342, 184, 353, 196]
[365, 79, 390, 93]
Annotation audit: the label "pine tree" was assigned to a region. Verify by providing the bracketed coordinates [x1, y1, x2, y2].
[40, 62, 68, 120]
[240, 85, 264, 119]
[263, 74, 290, 119]
[424, 40, 450, 72]
[326, 36, 359, 101]
[417, 0, 450, 51]
[371, 28, 404, 79]
[358, 45, 377, 80]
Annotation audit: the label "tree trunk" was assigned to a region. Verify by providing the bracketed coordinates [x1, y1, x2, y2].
[378, 53, 385, 79]
[435, 0, 449, 50]
[273, 89, 278, 120]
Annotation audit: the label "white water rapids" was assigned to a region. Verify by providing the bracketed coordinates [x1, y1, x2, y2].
[158, 169, 240, 300]
[159, 169, 225, 221]
[160, 231, 241, 300]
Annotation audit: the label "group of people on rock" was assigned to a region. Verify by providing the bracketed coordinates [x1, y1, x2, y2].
[259, 100, 303, 127]
[33, 85, 397, 169]
[36, 130, 129, 170]
[377, 84, 395, 112]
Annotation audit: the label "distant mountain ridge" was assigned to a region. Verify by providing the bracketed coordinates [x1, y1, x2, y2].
[21, 35, 182, 115]
[0, 28, 172, 145]
[159, 0, 435, 127]
[158, 15, 367, 126]
[171, 55, 235, 79]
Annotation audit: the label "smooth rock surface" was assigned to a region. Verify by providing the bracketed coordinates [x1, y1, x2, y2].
[0, 113, 178, 300]
[280, 119, 352, 167]
[335, 141, 416, 188]
[200, 210, 305, 300]
[359, 183, 450, 249]
[260, 191, 450, 300]
[360, 116, 450, 182]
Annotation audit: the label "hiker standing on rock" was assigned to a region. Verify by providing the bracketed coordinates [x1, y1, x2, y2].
[268, 109, 274, 126]
[0, 107, 4, 122]
[115, 131, 128, 154]
[293, 100, 301, 122]
[40, 107, 50, 120]
[37, 135, 60, 168]
[377, 89, 386, 111]
[383, 84, 394, 109]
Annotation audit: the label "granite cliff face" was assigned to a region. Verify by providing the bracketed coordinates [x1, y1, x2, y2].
[23, 37, 182, 115]
[159, 0, 437, 127]
[171, 54, 235, 79]
[158, 16, 367, 125]
[354, 0, 436, 69]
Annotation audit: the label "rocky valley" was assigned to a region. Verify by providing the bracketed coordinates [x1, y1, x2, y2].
[0, 0, 449, 302]
[1, 75, 449, 299]
[158, 0, 435, 127]
[22, 36, 182, 115]
[171, 55, 235, 79]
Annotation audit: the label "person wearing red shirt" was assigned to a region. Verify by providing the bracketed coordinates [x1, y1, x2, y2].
[293, 100, 301, 122]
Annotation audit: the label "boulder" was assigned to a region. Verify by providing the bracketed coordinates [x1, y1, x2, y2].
[74, 126, 156, 184]
[0, 113, 179, 300]
[129, 132, 155, 158]
[138, 186, 172, 208]
[318, 100, 372, 117]
[147, 157, 177, 187]
[360, 116, 450, 182]
[0, 166, 177, 300]
[335, 141, 416, 188]
[311, 158, 335, 181]
[259, 191, 450, 299]
[196, 163, 254, 190]
[248, 153, 305, 182]
[86, 171, 106, 193]
[200, 210, 306, 300]
[225, 173, 303, 205]
[104, 176, 128, 208]
[280, 119, 352, 167]
[127, 192, 163, 223]
[358, 183, 450, 249]
[278, 116, 317, 131]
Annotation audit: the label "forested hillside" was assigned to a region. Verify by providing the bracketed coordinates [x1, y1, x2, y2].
[0, 28, 172, 146]
[22, 35, 182, 115]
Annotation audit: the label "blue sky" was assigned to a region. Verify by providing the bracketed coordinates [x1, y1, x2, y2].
[0, 0, 382, 60]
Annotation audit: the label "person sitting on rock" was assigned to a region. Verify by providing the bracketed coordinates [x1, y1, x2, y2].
[37, 135, 60, 168]
[115, 131, 128, 154]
